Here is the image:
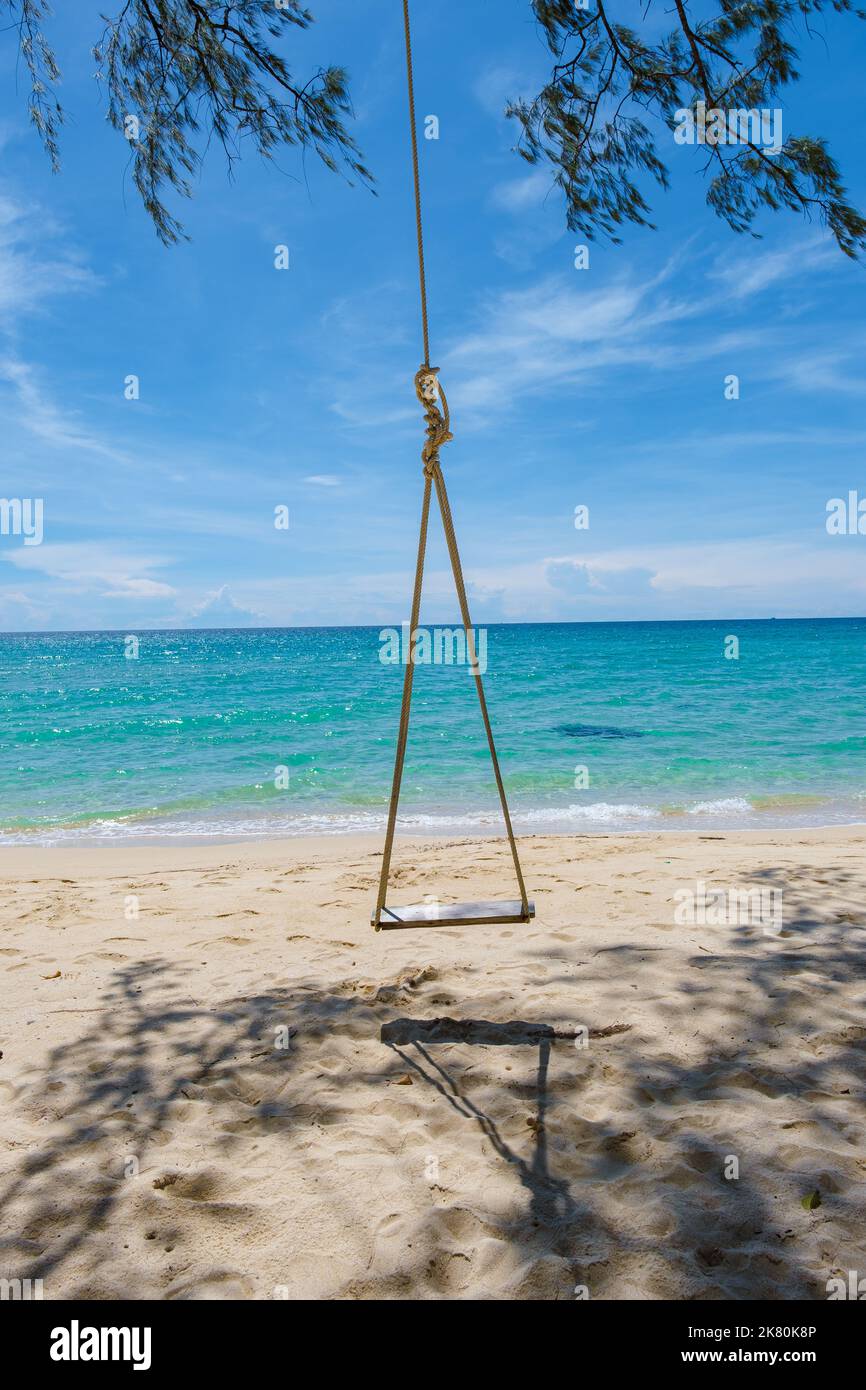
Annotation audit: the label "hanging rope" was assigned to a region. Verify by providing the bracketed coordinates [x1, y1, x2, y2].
[402, 0, 430, 368]
[372, 0, 530, 929]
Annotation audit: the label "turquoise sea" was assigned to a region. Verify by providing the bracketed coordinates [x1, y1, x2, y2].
[0, 619, 864, 844]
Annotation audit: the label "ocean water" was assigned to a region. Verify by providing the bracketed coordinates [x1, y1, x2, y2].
[0, 619, 863, 844]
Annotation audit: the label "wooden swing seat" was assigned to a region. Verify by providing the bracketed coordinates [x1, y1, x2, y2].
[373, 899, 535, 931]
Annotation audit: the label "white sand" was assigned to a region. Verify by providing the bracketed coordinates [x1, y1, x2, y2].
[1, 827, 864, 1300]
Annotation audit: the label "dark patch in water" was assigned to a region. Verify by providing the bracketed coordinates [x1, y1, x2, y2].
[555, 722, 644, 740]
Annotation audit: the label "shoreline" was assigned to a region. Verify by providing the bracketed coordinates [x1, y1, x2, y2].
[2, 811, 865, 853]
[1, 818, 865, 862]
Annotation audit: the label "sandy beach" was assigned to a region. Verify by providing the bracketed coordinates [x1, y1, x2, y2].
[1, 826, 864, 1301]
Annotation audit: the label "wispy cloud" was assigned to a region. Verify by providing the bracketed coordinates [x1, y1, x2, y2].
[0, 356, 132, 461]
[440, 235, 857, 422]
[0, 191, 130, 465]
[442, 270, 710, 414]
[329, 398, 415, 429]
[708, 237, 838, 300]
[767, 350, 866, 396]
[473, 63, 541, 118]
[2, 543, 175, 599]
[491, 170, 555, 213]
[0, 193, 96, 320]
[634, 425, 866, 454]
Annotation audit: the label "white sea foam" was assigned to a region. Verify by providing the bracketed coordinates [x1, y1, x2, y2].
[2, 795, 863, 846]
[521, 801, 657, 825]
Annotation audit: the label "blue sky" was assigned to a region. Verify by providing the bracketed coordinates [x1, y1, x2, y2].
[1, 0, 865, 631]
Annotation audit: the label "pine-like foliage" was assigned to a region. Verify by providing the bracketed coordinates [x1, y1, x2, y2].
[4, 0, 372, 244]
[508, 0, 866, 257]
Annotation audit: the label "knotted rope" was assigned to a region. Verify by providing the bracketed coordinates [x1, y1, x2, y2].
[415, 366, 452, 475]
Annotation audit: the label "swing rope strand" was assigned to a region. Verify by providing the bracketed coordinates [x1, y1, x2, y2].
[402, 0, 430, 368]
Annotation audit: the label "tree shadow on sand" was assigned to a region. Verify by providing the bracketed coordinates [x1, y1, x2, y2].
[1, 857, 864, 1298]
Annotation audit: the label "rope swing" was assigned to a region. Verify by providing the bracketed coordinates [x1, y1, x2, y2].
[371, 0, 534, 931]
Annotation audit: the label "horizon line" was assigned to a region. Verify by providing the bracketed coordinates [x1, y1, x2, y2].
[2, 614, 865, 637]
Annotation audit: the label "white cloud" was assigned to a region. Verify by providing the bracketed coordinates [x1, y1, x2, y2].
[473, 63, 543, 118]
[103, 577, 176, 599]
[442, 271, 708, 414]
[2, 543, 175, 599]
[0, 356, 131, 461]
[546, 561, 598, 595]
[709, 237, 838, 300]
[491, 170, 554, 213]
[329, 398, 416, 429]
[547, 561, 656, 597]
[183, 585, 265, 627]
[768, 351, 866, 396]
[635, 426, 866, 454]
[383, 538, 866, 621]
[0, 585, 50, 627]
[0, 192, 127, 466]
[0, 193, 96, 319]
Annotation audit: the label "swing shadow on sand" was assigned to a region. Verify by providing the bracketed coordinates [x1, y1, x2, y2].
[380, 1018, 581, 1232]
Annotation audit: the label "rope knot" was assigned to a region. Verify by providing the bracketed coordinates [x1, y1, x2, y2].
[414, 365, 452, 474]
